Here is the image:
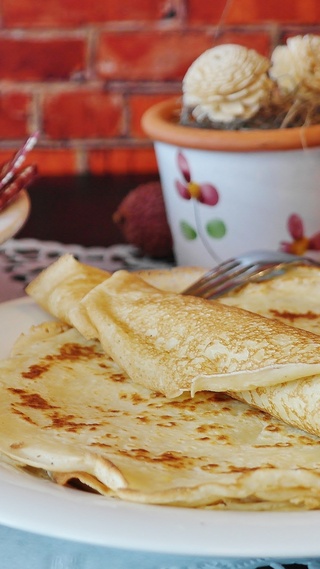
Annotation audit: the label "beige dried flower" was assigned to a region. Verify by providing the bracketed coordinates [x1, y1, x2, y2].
[182, 44, 272, 123]
[271, 34, 320, 96]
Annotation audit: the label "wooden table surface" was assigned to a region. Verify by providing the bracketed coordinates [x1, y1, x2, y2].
[18, 174, 158, 247]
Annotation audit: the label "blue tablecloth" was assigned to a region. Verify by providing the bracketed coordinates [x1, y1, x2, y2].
[1, 523, 319, 569]
[0, 524, 231, 569]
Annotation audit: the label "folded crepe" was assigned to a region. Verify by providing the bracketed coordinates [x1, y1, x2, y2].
[25, 254, 111, 338]
[26, 256, 320, 436]
[221, 264, 320, 334]
[2, 321, 320, 510]
[26, 254, 204, 338]
[214, 265, 320, 435]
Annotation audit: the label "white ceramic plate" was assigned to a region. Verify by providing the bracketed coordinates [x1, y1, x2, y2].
[0, 191, 30, 245]
[1, 297, 320, 558]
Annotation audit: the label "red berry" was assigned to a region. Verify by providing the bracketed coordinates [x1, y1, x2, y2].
[113, 182, 173, 258]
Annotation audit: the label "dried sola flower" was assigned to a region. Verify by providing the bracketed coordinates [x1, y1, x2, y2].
[270, 34, 320, 97]
[182, 44, 273, 124]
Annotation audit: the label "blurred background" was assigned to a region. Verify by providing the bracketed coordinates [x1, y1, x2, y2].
[1, 0, 320, 248]
[2, 0, 320, 176]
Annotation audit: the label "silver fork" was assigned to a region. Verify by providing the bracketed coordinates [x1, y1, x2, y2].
[182, 250, 320, 299]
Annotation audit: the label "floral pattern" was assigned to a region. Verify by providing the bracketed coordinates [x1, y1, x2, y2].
[176, 152, 219, 204]
[281, 213, 320, 255]
[175, 151, 226, 262]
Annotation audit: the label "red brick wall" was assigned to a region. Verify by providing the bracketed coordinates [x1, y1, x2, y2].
[1, 0, 320, 176]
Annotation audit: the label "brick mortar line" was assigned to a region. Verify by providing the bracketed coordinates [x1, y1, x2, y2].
[0, 29, 89, 39]
[0, 139, 154, 149]
[0, 22, 304, 38]
[0, 80, 182, 93]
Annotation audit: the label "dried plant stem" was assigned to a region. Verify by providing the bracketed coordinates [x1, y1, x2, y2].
[280, 99, 303, 128]
[181, 92, 320, 131]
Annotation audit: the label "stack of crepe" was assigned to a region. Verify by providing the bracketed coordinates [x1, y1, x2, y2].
[1, 254, 320, 509]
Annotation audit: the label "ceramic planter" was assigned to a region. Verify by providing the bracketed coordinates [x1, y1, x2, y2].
[142, 97, 320, 267]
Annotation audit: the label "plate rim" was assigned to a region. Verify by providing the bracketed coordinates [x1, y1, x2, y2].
[0, 190, 30, 245]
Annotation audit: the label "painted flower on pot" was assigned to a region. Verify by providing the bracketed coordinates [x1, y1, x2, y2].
[281, 213, 320, 255]
[175, 151, 226, 262]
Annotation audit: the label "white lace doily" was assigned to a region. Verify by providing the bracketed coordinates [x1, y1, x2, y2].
[0, 238, 174, 302]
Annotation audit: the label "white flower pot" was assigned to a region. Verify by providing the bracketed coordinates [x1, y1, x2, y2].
[142, 98, 320, 267]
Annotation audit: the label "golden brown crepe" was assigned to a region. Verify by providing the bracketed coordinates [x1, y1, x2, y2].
[78, 270, 320, 396]
[221, 264, 320, 334]
[2, 322, 320, 510]
[25, 256, 320, 437]
[82, 269, 320, 437]
[25, 254, 111, 338]
[26, 254, 204, 338]
[211, 264, 320, 435]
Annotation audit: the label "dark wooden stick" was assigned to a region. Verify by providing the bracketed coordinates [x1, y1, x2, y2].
[0, 165, 37, 212]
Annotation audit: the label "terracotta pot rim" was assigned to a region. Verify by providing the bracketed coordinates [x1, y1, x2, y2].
[142, 97, 320, 152]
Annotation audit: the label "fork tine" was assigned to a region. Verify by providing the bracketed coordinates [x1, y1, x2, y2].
[203, 263, 280, 299]
[191, 259, 312, 300]
[191, 263, 270, 299]
[183, 258, 239, 296]
[186, 262, 261, 299]
[183, 252, 282, 297]
[183, 252, 320, 301]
